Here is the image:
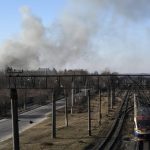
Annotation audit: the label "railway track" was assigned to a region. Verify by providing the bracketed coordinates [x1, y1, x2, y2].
[92, 90, 131, 150]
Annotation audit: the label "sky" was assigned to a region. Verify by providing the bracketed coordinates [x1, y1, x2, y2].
[0, 0, 66, 42]
[0, 0, 150, 73]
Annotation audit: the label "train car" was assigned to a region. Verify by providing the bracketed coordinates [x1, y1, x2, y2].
[134, 95, 150, 140]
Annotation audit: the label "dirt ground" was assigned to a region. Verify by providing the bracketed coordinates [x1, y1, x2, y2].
[0, 93, 122, 150]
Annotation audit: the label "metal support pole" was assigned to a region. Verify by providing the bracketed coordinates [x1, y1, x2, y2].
[24, 89, 27, 110]
[85, 79, 87, 96]
[113, 86, 115, 105]
[110, 88, 113, 109]
[52, 90, 56, 138]
[88, 90, 91, 136]
[98, 88, 102, 125]
[10, 88, 20, 150]
[107, 86, 111, 114]
[71, 79, 74, 114]
[65, 91, 68, 127]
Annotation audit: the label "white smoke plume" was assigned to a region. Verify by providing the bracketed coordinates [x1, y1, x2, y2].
[0, 1, 150, 73]
[80, 0, 150, 20]
[0, 7, 44, 69]
[0, 3, 100, 70]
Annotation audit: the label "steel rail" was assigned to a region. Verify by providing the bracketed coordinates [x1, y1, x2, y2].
[92, 90, 131, 150]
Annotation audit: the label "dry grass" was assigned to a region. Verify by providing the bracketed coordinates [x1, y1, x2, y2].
[0, 94, 122, 150]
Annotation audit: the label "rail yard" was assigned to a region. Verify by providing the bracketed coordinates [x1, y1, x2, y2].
[0, 0, 150, 150]
[0, 70, 150, 150]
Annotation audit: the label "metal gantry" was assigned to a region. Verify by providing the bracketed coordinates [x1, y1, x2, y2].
[2, 73, 150, 150]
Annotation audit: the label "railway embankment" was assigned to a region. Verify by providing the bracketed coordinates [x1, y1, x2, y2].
[0, 93, 122, 150]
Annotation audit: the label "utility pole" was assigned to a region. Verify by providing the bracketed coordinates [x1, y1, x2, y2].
[64, 89, 68, 127]
[52, 89, 56, 138]
[98, 88, 102, 125]
[112, 85, 116, 105]
[10, 88, 20, 150]
[111, 77, 116, 107]
[71, 76, 74, 114]
[110, 87, 113, 109]
[7, 68, 23, 150]
[107, 85, 111, 114]
[88, 90, 91, 136]
[97, 77, 102, 125]
[24, 89, 27, 110]
[85, 77, 87, 96]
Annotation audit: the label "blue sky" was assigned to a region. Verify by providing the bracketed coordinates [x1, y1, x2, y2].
[0, 0, 66, 42]
[0, 0, 150, 73]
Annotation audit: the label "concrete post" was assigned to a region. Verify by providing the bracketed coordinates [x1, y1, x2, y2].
[52, 89, 56, 138]
[107, 86, 111, 114]
[113, 86, 116, 105]
[84, 76, 87, 96]
[71, 79, 74, 114]
[98, 88, 102, 125]
[88, 90, 91, 136]
[65, 90, 68, 127]
[10, 88, 20, 150]
[110, 88, 113, 109]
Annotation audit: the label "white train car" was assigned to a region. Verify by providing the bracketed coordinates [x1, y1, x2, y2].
[134, 95, 150, 139]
